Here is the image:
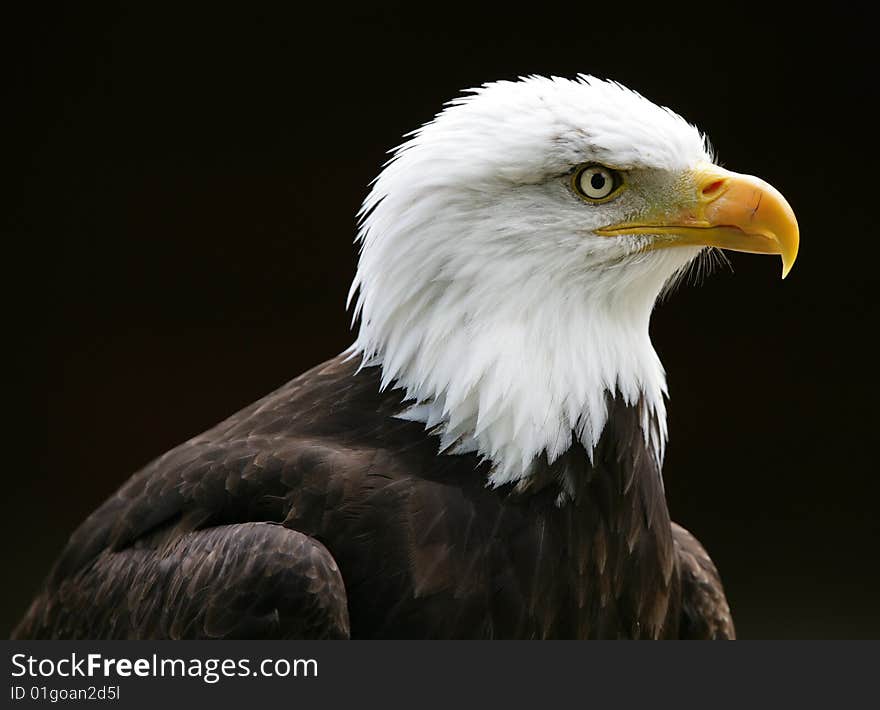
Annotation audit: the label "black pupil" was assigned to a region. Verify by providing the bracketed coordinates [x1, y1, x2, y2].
[590, 172, 607, 191]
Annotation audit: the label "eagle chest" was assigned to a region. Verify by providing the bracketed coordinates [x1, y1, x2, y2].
[340, 465, 678, 639]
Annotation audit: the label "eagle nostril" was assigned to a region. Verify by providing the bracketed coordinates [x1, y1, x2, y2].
[701, 179, 726, 199]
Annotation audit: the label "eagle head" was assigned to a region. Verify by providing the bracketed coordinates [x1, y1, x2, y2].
[349, 75, 799, 489]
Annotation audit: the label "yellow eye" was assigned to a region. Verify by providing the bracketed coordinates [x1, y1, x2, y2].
[573, 164, 623, 202]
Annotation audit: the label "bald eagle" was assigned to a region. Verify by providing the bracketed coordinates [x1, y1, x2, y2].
[15, 76, 798, 640]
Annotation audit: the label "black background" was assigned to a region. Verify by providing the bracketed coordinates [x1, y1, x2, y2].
[6, 3, 878, 638]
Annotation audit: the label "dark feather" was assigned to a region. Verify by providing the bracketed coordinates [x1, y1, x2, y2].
[673, 523, 736, 639]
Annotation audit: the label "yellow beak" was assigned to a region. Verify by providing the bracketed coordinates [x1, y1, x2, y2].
[596, 163, 800, 278]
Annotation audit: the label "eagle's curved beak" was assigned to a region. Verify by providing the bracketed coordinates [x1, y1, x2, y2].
[597, 163, 800, 278]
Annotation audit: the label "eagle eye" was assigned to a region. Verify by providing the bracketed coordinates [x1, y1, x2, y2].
[573, 164, 623, 203]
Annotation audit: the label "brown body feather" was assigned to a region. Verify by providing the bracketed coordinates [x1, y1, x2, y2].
[14, 355, 733, 639]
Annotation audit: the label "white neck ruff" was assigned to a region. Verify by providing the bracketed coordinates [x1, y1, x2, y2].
[349, 243, 699, 487]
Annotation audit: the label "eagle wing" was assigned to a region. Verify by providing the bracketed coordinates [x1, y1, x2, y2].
[672, 522, 735, 639]
[14, 520, 349, 639]
[13, 355, 462, 639]
[13, 360, 360, 640]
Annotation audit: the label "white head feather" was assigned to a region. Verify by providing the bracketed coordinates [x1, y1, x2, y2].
[349, 75, 713, 487]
